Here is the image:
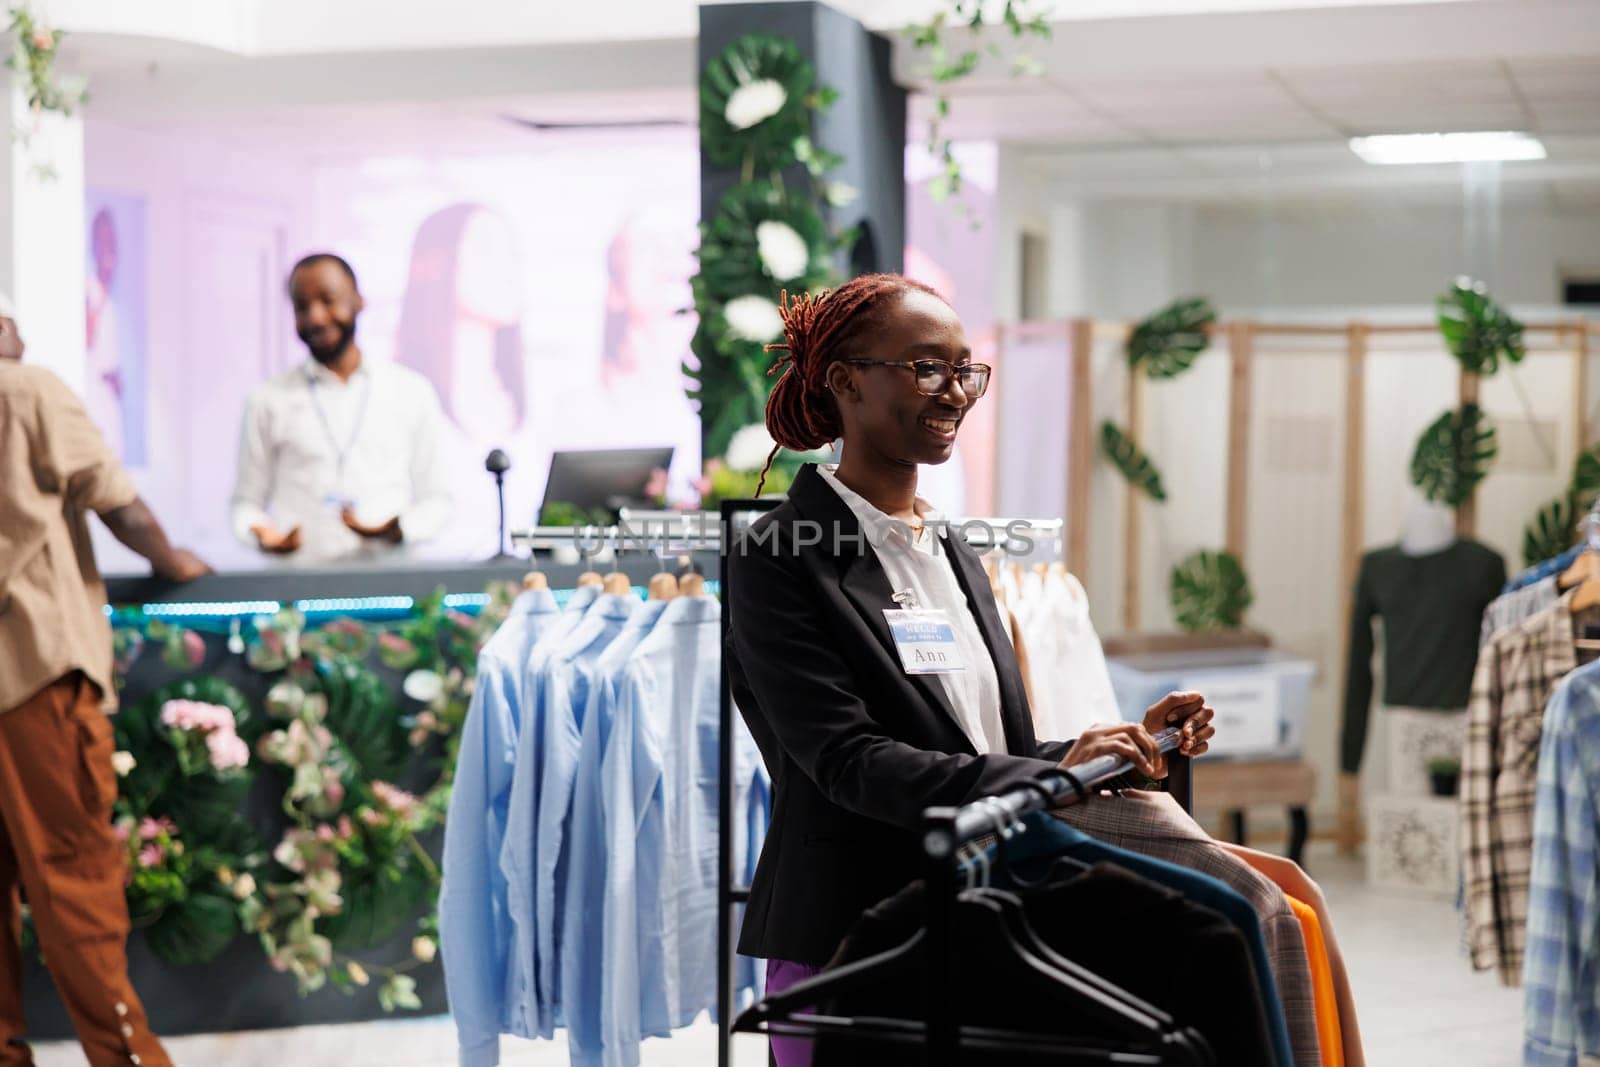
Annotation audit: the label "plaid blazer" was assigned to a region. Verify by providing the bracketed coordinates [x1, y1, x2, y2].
[1053, 789, 1321, 1067]
[1462, 591, 1583, 986]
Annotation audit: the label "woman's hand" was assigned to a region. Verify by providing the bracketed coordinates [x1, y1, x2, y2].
[1058, 691, 1217, 781]
[1059, 721, 1165, 779]
[1144, 690, 1216, 764]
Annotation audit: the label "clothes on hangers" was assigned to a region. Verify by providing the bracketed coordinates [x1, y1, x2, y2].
[1001, 567, 1120, 744]
[531, 593, 640, 1036]
[498, 584, 601, 1041]
[561, 597, 675, 1065]
[593, 594, 767, 1067]
[811, 861, 1272, 1067]
[444, 582, 767, 1067]
[439, 586, 563, 1067]
[1522, 660, 1600, 1066]
[1284, 895, 1343, 1067]
[1481, 576, 1560, 648]
[1506, 546, 1584, 595]
[1463, 590, 1598, 986]
[1038, 801, 1311, 1067]
[1342, 541, 1506, 775]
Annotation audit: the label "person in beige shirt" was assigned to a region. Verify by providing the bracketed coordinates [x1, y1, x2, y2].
[0, 297, 208, 1067]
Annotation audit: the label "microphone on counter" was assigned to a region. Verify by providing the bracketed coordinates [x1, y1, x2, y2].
[485, 449, 513, 560]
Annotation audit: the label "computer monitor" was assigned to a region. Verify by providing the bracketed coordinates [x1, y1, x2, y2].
[538, 447, 675, 524]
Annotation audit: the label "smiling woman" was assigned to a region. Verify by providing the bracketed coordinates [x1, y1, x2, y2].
[724, 273, 1217, 1067]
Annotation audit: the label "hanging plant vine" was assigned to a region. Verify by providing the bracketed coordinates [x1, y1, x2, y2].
[688, 32, 850, 465]
[905, 0, 1053, 202]
[7, 3, 88, 180]
[1170, 550, 1254, 633]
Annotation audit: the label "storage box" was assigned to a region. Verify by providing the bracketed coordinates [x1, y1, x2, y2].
[1105, 648, 1316, 760]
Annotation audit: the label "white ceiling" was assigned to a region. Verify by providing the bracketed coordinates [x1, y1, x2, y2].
[63, 0, 1600, 208]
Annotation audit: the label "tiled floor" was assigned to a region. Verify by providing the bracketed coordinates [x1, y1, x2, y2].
[35, 842, 1523, 1066]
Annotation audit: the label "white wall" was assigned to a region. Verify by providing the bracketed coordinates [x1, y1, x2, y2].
[84, 120, 312, 573]
[1046, 192, 1600, 318]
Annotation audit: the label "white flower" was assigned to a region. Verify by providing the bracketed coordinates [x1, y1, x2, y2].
[723, 295, 784, 343]
[755, 221, 810, 281]
[232, 872, 257, 900]
[111, 751, 137, 777]
[724, 79, 787, 130]
[824, 182, 859, 207]
[725, 424, 779, 473]
[412, 936, 438, 963]
[402, 669, 443, 704]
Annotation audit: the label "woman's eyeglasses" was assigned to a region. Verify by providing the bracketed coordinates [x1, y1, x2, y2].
[844, 359, 992, 398]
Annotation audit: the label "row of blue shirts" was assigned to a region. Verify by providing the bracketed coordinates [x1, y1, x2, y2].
[439, 585, 769, 1067]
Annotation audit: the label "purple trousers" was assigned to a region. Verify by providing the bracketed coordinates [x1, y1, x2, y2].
[765, 958, 822, 1067]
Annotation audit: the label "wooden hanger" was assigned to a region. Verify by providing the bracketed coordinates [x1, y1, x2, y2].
[1047, 561, 1068, 577]
[523, 571, 549, 591]
[602, 572, 632, 596]
[648, 573, 679, 601]
[679, 573, 706, 598]
[1572, 574, 1600, 616]
[576, 571, 603, 589]
[1560, 550, 1599, 591]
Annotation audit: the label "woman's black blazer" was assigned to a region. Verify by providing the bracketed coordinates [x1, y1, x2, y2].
[726, 463, 1074, 965]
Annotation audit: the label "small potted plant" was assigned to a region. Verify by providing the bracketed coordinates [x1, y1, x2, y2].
[1427, 756, 1461, 798]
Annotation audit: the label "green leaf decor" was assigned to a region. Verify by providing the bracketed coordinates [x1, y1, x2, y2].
[1523, 495, 1577, 569]
[699, 34, 817, 175]
[1100, 421, 1168, 502]
[1409, 403, 1497, 508]
[1127, 298, 1216, 381]
[695, 182, 832, 301]
[1170, 550, 1254, 633]
[1436, 279, 1525, 376]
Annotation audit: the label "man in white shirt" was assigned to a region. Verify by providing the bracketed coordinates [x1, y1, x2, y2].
[231, 254, 452, 563]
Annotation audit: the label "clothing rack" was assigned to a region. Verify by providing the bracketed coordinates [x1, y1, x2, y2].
[728, 729, 1194, 1065]
[713, 499, 1138, 1067]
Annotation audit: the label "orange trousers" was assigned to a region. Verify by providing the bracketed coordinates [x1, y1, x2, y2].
[0, 673, 170, 1067]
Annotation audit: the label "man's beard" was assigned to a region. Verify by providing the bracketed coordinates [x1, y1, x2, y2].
[302, 320, 356, 364]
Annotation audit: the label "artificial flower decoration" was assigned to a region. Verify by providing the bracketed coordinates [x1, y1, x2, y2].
[723, 294, 785, 343]
[724, 78, 787, 130]
[755, 220, 811, 281]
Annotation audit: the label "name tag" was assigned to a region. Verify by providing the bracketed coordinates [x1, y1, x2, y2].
[883, 609, 968, 675]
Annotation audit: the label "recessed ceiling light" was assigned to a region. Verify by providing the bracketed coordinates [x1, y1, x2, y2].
[1349, 131, 1547, 165]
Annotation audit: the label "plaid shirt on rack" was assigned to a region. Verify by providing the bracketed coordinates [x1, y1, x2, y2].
[1522, 662, 1600, 1067]
[1462, 591, 1581, 986]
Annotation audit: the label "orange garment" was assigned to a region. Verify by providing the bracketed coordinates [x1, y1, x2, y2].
[1286, 893, 1343, 1067]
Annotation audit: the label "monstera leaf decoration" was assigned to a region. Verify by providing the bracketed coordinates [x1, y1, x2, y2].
[1523, 495, 1577, 569]
[1170, 550, 1254, 633]
[1100, 421, 1168, 502]
[699, 34, 817, 173]
[1436, 279, 1525, 376]
[1126, 298, 1216, 380]
[697, 182, 833, 301]
[1409, 403, 1497, 508]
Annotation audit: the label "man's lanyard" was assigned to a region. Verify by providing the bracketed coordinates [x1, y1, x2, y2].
[305, 367, 372, 487]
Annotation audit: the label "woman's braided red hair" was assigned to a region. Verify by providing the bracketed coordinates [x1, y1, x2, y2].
[756, 273, 944, 493]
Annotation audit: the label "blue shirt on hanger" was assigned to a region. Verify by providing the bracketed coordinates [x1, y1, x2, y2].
[560, 597, 672, 1066]
[589, 595, 767, 1067]
[438, 588, 561, 1067]
[1523, 661, 1600, 1067]
[1507, 546, 1583, 594]
[530, 591, 639, 1037]
[494, 583, 599, 1045]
